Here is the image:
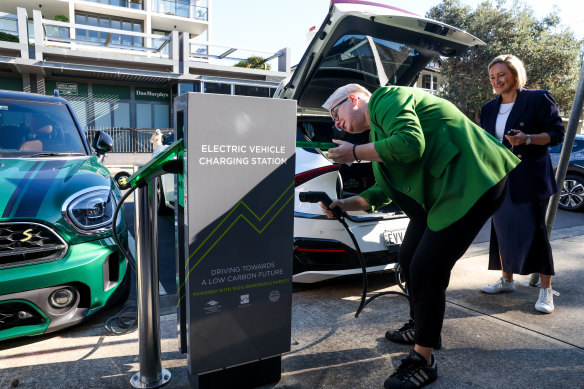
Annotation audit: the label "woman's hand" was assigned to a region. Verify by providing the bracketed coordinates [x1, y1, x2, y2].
[327, 139, 355, 164]
[505, 129, 528, 146]
[319, 195, 371, 218]
[319, 199, 344, 219]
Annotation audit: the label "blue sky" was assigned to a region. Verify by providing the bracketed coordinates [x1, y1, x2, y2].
[211, 0, 584, 67]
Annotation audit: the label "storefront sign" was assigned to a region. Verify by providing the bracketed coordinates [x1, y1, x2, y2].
[135, 87, 170, 101]
[45, 81, 88, 97]
[56, 82, 78, 96]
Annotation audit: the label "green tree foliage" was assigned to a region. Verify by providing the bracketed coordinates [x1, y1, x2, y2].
[234, 56, 271, 70]
[0, 32, 19, 43]
[426, 0, 582, 121]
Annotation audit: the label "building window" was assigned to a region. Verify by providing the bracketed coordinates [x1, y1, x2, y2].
[234, 85, 271, 98]
[136, 103, 170, 129]
[422, 74, 438, 90]
[203, 82, 231, 95]
[76, 12, 143, 48]
[93, 102, 130, 129]
[0, 16, 18, 35]
[153, 30, 170, 55]
[69, 101, 88, 129]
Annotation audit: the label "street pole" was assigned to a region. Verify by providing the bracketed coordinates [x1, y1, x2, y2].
[530, 59, 584, 286]
[131, 177, 171, 388]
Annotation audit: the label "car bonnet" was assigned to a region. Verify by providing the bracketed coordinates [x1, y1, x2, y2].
[0, 157, 112, 224]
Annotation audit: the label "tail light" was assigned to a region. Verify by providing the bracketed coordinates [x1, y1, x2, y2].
[295, 165, 340, 187]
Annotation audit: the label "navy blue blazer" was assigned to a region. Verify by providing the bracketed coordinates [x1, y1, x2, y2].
[480, 88, 564, 203]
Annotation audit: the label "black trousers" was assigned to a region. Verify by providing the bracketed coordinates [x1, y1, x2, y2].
[397, 177, 507, 349]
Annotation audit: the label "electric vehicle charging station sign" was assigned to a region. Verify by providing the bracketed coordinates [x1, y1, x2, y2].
[179, 93, 296, 383]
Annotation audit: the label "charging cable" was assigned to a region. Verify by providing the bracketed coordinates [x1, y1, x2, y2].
[298, 191, 408, 317]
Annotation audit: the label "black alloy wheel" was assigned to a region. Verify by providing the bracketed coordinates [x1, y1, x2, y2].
[558, 173, 584, 212]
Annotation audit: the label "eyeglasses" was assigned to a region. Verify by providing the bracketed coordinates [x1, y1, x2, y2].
[330, 97, 349, 122]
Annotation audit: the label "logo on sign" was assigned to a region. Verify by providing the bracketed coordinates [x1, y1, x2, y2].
[240, 294, 250, 305]
[204, 300, 222, 314]
[269, 290, 280, 303]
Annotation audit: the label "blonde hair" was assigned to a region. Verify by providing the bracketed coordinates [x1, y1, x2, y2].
[488, 54, 527, 92]
[322, 83, 372, 110]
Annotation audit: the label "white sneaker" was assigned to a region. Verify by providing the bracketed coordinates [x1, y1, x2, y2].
[535, 288, 559, 313]
[481, 277, 516, 294]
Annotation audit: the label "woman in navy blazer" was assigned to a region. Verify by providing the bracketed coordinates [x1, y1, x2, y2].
[479, 54, 564, 313]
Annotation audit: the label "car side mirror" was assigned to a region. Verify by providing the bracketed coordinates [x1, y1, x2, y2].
[92, 130, 114, 155]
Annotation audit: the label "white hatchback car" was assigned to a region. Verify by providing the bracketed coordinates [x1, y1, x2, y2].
[277, 0, 484, 283]
[158, 0, 485, 283]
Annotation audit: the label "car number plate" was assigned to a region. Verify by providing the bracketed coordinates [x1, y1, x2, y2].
[383, 230, 406, 246]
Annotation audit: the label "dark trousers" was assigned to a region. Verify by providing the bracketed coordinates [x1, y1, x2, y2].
[397, 178, 507, 348]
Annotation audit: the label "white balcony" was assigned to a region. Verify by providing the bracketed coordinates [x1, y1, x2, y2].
[34, 10, 179, 74]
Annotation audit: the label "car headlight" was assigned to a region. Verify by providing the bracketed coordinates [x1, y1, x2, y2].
[66, 188, 117, 232]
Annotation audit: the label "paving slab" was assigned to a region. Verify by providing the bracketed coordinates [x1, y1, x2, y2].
[1, 227, 583, 389]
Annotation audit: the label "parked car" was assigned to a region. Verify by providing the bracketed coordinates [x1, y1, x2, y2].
[277, 0, 485, 282]
[549, 134, 584, 212]
[0, 90, 130, 342]
[157, 0, 485, 283]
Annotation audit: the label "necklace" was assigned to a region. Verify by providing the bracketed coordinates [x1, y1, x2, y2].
[498, 103, 514, 115]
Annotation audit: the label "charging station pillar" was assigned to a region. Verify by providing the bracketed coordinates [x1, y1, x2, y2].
[132, 178, 171, 388]
[175, 93, 296, 388]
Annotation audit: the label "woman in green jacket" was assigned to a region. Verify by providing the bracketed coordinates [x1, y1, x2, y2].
[321, 83, 519, 389]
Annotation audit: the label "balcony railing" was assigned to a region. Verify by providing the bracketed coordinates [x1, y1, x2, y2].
[85, 127, 173, 153]
[42, 18, 172, 57]
[85, 0, 144, 11]
[154, 0, 208, 21]
[189, 40, 286, 70]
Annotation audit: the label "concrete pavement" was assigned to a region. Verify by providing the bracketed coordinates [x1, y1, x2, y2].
[1, 226, 583, 389]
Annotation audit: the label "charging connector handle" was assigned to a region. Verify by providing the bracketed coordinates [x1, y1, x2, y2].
[298, 191, 344, 219]
[298, 190, 408, 317]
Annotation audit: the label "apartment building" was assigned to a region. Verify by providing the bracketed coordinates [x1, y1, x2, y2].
[0, 0, 290, 133]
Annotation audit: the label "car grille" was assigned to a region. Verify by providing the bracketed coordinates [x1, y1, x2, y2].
[0, 222, 67, 269]
[0, 301, 47, 332]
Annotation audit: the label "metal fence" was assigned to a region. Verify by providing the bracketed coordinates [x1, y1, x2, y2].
[84, 127, 173, 153]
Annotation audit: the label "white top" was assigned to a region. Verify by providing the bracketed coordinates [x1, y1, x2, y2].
[495, 102, 514, 141]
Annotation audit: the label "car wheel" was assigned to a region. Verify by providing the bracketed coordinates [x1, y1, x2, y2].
[157, 181, 173, 216]
[558, 173, 584, 212]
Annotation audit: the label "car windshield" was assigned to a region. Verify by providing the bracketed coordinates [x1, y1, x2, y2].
[0, 98, 86, 156]
[319, 35, 419, 87]
[299, 34, 423, 107]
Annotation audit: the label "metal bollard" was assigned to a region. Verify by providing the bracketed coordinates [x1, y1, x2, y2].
[530, 59, 584, 287]
[131, 177, 171, 388]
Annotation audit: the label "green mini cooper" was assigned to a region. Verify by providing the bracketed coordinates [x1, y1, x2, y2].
[0, 90, 130, 341]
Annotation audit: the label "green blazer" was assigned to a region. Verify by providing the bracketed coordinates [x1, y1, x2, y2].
[360, 86, 520, 231]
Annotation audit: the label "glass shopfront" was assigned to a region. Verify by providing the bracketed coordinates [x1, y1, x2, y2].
[44, 81, 171, 131]
[1, 78, 281, 134]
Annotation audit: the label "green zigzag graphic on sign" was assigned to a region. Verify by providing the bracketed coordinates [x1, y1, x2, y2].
[176, 181, 295, 305]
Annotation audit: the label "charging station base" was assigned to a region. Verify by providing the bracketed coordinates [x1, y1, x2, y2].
[192, 356, 281, 389]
